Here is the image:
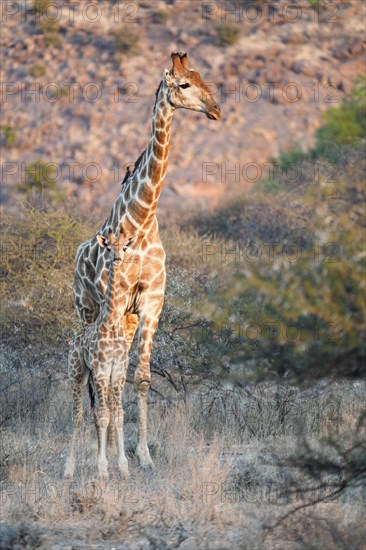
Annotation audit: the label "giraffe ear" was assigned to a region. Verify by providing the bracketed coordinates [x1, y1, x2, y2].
[97, 234, 111, 250]
[180, 52, 189, 70]
[171, 51, 185, 76]
[123, 234, 138, 251]
[123, 228, 137, 244]
[129, 234, 138, 246]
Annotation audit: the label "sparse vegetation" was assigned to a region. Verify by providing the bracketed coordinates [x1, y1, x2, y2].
[151, 8, 169, 24]
[51, 85, 69, 100]
[28, 62, 47, 78]
[16, 160, 66, 205]
[0, 124, 16, 147]
[112, 27, 140, 59]
[191, 148, 365, 381]
[33, 0, 51, 16]
[315, 75, 365, 160]
[0, 522, 43, 550]
[0, 206, 91, 349]
[273, 77, 366, 170]
[38, 19, 62, 48]
[216, 23, 241, 47]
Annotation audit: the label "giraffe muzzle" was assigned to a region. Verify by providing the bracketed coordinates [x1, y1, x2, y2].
[206, 105, 221, 121]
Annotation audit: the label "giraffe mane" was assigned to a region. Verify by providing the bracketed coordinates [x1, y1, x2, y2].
[121, 81, 164, 187]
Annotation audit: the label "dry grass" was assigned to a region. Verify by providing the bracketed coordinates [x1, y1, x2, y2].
[1, 375, 365, 549]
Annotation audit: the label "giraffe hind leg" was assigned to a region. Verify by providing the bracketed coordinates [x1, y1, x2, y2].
[64, 348, 89, 479]
[134, 303, 164, 470]
[124, 313, 139, 352]
[74, 284, 99, 326]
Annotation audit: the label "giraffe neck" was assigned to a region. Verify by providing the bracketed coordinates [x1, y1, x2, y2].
[101, 257, 120, 327]
[103, 81, 175, 236]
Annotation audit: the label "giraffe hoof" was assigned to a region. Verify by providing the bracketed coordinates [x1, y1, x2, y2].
[118, 457, 129, 478]
[138, 457, 155, 471]
[98, 463, 109, 480]
[118, 466, 130, 479]
[64, 461, 75, 479]
[136, 443, 154, 469]
[108, 445, 117, 456]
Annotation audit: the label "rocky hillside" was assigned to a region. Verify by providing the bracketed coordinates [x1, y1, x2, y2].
[1, 0, 365, 220]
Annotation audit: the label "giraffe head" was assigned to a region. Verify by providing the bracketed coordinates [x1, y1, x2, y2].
[163, 52, 221, 121]
[96, 227, 137, 262]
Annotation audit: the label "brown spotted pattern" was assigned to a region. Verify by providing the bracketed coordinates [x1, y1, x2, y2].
[65, 232, 137, 479]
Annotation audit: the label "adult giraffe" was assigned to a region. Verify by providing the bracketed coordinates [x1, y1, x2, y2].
[73, 52, 221, 468]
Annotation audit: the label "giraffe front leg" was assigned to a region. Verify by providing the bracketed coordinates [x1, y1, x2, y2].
[135, 309, 162, 469]
[107, 384, 116, 451]
[108, 314, 137, 450]
[93, 405, 100, 455]
[111, 366, 129, 478]
[95, 376, 110, 479]
[136, 377, 153, 469]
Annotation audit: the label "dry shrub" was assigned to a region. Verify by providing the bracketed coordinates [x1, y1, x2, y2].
[272, 504, 365, 550]
[0, 522, 43, 550]
[216, 23, 240, 47]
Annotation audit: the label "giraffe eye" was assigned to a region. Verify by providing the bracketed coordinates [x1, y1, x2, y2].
[179, 83, 190, 89]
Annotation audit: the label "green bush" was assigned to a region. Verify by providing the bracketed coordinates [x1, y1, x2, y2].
[112, 27, 140, 59]
[314, 76, 365, 161]
[216, 23, 241, 47]
[51, 85, 69, 100]
[276, 148, 309, 173]
[0, 125, 16, 147]
[317, 106, 362, 145]
[270, 78, 365, 181]
[38, 19, 62, 47]
[190, 191, 313, 249]
[186, 78, 365, 379]
[151, 8, 169, 24]
[203, 173, 365, 380]
[34, 0, 62, 47]
[33, 0, 51, 15]
[0, 206, 93, 349]
[16, 161, 65, 205]
[29, 63, 47, 78]
[309, 0, 320, 9]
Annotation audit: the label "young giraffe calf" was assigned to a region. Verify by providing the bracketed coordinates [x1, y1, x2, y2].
[64, 227, 137, 479]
